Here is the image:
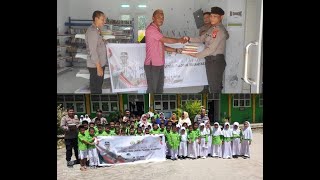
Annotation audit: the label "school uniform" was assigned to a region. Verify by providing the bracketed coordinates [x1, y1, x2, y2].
[231, 122, 241, 156]
[211, 122, 223, 158]
[179, 128, 188, 157]
[78, 133, 88, 159]
[241, 121, 253, 158]
[206, 126, 212, 156]
[187, 130, 198, 158]
[222, 122, 233, 159]
[199, 123, 208, 158]
[87, 134, 98, 166]
[169, 132, 180, 159]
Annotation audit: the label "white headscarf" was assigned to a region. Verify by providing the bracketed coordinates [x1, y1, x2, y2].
[83, 114, 91, 122]
[222, 122, 233, 137]
[242, 121, 253, 139]
[212, 122, 222, 136]
[178, 111, 191, 126]
[232, 122, 241, 135]
[199, 123, 207, 136]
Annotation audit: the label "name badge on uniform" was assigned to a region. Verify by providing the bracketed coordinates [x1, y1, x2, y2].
[212, 29, 219, 38]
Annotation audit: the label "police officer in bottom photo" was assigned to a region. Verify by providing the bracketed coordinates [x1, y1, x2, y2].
[184, 6, 229, 93]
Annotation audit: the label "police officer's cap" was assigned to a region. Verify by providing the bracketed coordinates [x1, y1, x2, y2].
[211, 7, 224, 15]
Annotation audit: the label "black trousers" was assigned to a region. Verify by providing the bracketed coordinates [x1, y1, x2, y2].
[65, 138, 79, 161]
[144, 65, 164, 93]
[204, 54, 226, 93]
[88, 66, 106, 94]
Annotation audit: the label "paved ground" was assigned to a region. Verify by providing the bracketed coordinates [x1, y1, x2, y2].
[57, 129, 263, 180]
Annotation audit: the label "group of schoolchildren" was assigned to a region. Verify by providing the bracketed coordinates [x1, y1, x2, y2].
[76, 114, 253, 171]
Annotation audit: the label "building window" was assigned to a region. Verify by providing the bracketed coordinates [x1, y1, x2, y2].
[233, 94, 251, 107]
[120, 15, 131, 21]
[91, 94, 119, 112]
[207, 93, 220, 100]
[154, 94, 177, 111]
[181, 94, 202, 106]
[137, 15, 146, 42]
[259, 94, 263, 107]
[57, 94, 85, 113]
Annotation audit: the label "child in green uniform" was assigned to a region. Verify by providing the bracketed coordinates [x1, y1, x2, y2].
[150, 123, 161, 134]
[193, 122, 200, 158]
[211, 122, 223, 158]
[168, 126, 180, 160]
[165, 125, 171, 158]
[109, 121, 116, 134]
[78, 125, 94, 171]
[95, 124, 105, 136]
[136, 127, 143, 136]
[87, 127, 98, 168]
[159, 123, 166, 134]
[144, 128, 150, 135]
[187, 125, 198, 159]
[129, 128, 136, 135]
[103, 125, 116, 136]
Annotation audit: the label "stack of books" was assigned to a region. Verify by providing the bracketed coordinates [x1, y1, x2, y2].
[182, 44, 198, 54]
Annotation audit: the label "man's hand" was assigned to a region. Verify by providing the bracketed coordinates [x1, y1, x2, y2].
[97, 65, 103, 77]
[186, 53, 197, 58]
[179, 37, 188, 44]
[176, 48, 183, 54]
[183, 36, 190, 42]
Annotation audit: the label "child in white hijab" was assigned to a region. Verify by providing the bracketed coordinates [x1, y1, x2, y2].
[199, 123, 208, 159]
[240, 121, 253, 159]
[205, 122, 212, 157]
[222, 122, 233, 159]
[178, 127, 188, 159]
[211, 122, 223, 158]
[231, 122, 241, 158]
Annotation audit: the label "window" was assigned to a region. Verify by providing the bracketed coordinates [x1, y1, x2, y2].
[181, 94, 202, 106]
[137, 15, 146, 42]
[91, 94, 119, 112]
[56, 94, 85, 113]
[121, 15, 131, 21]
[233, 94, 251, 107]
[259, 94, 263, 107]
[154, 94, 177, 111]
[208, 93, 220, 100]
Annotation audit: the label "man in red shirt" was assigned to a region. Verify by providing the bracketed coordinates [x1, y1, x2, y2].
[144, 9, 187, 93]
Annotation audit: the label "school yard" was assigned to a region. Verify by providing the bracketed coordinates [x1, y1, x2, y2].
[57, 128, 263, 180]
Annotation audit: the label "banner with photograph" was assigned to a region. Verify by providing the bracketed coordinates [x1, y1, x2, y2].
[107, 43, 208, 92]
[96, 135, 166, 166]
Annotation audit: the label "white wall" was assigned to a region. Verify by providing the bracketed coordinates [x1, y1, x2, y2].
[57, 0, 70, 34]
[61, 0, 208, 40]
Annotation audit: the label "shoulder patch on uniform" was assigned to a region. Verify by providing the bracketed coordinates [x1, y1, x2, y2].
[212, 29, 219, 38]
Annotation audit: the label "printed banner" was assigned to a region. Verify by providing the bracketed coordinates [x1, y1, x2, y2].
[107, 43, 208, 92]
[96, 135, 166, 166]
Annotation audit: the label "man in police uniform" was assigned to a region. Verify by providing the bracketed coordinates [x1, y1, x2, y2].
[194, 108, 210, 125]
[199, 12, 212, 36]
[184, 7, 229, 93]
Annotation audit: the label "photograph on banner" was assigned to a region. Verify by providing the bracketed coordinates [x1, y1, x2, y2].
[95, 135, 166, 166]
[107, 43, 208, 93]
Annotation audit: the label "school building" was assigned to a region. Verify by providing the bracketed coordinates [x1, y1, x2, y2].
[57, 93, 263, 124]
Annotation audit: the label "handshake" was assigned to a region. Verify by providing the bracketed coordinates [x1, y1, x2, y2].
[178, 36, 191, 44]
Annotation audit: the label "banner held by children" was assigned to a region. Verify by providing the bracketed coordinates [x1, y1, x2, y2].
[107, 43, 208, 92]
[96, 135, 166, 166]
